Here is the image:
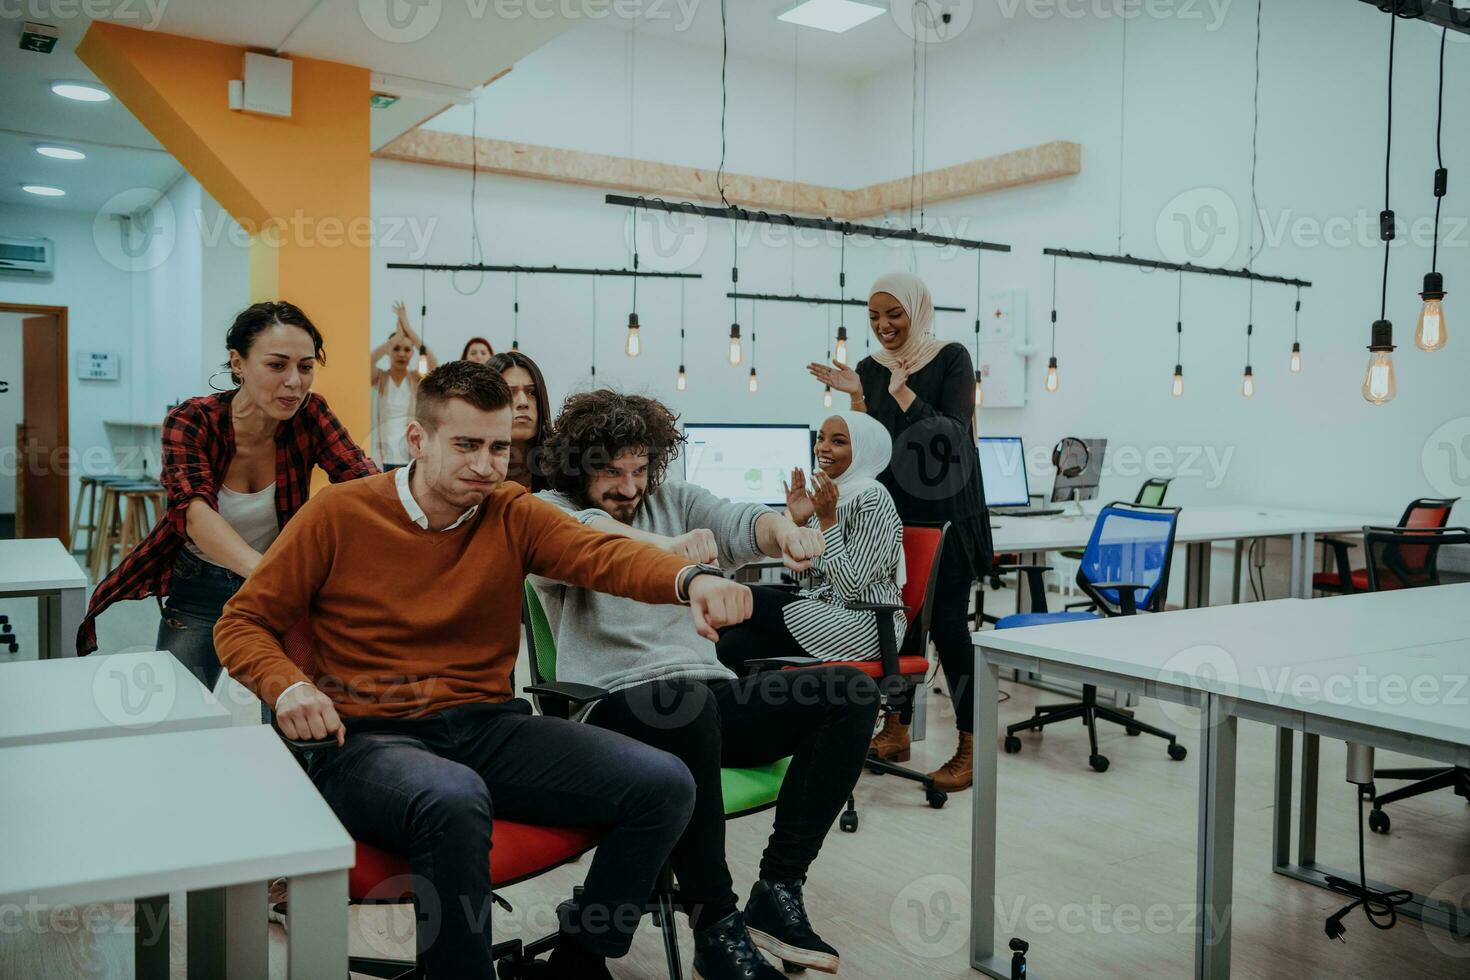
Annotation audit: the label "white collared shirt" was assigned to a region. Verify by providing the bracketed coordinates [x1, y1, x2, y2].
[395, 460, 480, 531]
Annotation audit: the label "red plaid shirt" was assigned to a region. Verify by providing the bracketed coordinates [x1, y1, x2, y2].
[78, 390, 377, 654]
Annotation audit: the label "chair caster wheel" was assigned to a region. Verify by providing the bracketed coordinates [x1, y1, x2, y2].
[1167, 743, 1187, 761]
[1089, 754, 1110, 773]
[1003, 735, 1022, 754]
[497, 958, 528, 979]
[1368, 809, 1390, 834]
[1126, 726, 1141, 736]
[782, 962, 807, 973]
[839, 811, 859, 833]
[925, 787, 948, 809]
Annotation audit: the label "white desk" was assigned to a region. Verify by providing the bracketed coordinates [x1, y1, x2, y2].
[0, 725, 354, 979]
[0, 538, 88, 659]
[0, 650, 231, 747]
[990, 504, 1385, 607]
[969, 585, 1470, 979]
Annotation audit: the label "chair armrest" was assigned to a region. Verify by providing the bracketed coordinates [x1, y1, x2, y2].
[846, 601, 905, 613]
[997, 565, 1052, 613]
[1088, 581, 1147, 616]
[271, 720, 340, 754]
[1319, 536, 1359, 549]
[743, 656, 822, 671]
[1320, 536, 1359, 593]
[995, 563, 1054, 573]
[524, 681, 612, 706]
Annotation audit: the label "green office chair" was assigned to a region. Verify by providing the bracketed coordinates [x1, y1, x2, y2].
[521, 582, 794, 975]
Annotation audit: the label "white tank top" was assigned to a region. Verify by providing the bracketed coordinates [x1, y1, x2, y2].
[186, 484, 280, 566]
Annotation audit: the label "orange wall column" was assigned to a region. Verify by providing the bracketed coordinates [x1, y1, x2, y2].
[78, 22, 372, 443]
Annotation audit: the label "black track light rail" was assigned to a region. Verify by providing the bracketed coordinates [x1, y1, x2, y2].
[387, 262, 702, 280]
[726, 291, 966, 314]
[607, 194, 1012, 253]
[1042, 248, 1312, 288]
[1355, 0, 1470, 36]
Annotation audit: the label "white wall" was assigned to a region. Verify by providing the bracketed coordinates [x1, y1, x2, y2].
[0, 314, 23, 515]
[380, 1, 1470, 521]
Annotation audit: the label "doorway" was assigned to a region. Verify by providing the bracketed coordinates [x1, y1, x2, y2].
[0, 304, 69, 545]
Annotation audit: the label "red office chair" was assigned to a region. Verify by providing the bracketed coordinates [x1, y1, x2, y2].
[271, 621, 623, 980]
[1314, 497, 1457, 595]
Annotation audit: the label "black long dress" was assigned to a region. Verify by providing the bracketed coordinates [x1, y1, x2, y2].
[856, 341, 990, 733]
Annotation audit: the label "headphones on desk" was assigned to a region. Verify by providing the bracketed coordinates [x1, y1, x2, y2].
[1051, 436, 1091, 478]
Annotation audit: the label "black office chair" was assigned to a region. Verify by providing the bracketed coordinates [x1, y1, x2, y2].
[1361, 525, 1470, 833]
[0, 616, 16, 654]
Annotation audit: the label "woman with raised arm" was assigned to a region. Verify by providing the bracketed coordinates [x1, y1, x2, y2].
[370, 301, 437, 469]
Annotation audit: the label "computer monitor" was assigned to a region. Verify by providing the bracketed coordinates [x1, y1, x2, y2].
[978, 437, 1030, 508]
[1049, 437, 1108, 504]
[682, 423, 813, 507]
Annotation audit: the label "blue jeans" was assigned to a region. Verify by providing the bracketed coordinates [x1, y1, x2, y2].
[156, 549, 244, 694]
[305, 700, 695, 978]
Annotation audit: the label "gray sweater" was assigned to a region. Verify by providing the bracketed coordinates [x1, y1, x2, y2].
[531, 481, 771, 692]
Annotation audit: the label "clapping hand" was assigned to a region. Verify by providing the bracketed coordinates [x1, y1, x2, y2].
[811, 470, 839, 528]
[886, 360, 912, 398]
[784, 467, 816, 525]
[807, 359, 861, 395]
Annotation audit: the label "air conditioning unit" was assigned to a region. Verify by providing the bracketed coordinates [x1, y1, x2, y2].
[0, 236, 54, 276]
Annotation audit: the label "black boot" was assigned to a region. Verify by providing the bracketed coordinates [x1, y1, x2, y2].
[743, 879, 839, 974]
[692, 910, 784, 980]
[518, 932, 614, 980]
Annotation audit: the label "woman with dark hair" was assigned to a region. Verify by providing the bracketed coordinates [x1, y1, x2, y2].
[77, 301, 378, 690]
[460, 337, 494, 363]
[808, 271, 991, 793]
[487, 350, 551, 491]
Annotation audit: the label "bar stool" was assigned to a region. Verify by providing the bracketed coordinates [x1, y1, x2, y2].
[92, 482, 165, 579]
[71, 475, 132, 565]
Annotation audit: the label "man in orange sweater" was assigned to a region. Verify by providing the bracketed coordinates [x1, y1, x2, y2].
[215, 362, 754, 980]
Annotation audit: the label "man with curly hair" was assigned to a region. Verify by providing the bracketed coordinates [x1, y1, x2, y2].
[531, 389, 881, 980]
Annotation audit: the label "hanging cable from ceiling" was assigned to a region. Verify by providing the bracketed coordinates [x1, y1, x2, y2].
[1172, 271, 1184, 397]
[1241, 0, 1263, 399]
[590, 274, 598, 382]
[1417, 25, 1449, 352]
[1290, 287, 1301, 374]
[453, 100, 487, 296]
[677, 278, 688, 391]
[1115, 0, 1130, 254]
[1046, 254, 1060, 393]
[417, 267, 431, 377]
[1363, 10, 1398, 405]
[511, 272, 520, 351]
[626, 200, 641, 357]
[728, 223, 742, 366]
[716, 0, 731, 209]
[835, 233, 848, 364]
[823, 303, 834, 407]
[748, 298, 759, 393]
[973, 248, 984, 411]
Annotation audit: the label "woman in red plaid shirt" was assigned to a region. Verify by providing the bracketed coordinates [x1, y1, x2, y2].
[77, 302, 377, 688]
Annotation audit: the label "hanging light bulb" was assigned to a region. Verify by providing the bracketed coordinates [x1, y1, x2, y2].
[822, 385, 832, 408]
[748, 368, 759, 393]
[676, 364, 687, 391]
[1044, 356, 1059, 393]
[416, 345, 429, 378]
[1171, 364, 1184, 398]
[1289, 342, 1302, 374]
[1241, 365, 1255, 399]
[1417, 272, 1448, 352]
[1362, 319, 1398, 405]
[835, 326, 848, 365]
[974, 370, 984, 407]
[727, 324, 742, 366]
[624, 312, 641, 357]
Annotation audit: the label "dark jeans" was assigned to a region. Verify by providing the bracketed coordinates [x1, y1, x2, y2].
[306, 700, 695, 978]
[714, 585, 804, 672]
[156, 550, 243, 693]
[586, 667, 879, 930]
[930, 542, 976, 733]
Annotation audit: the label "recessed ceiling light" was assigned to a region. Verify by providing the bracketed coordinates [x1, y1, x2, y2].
[22, 185, 66, 197]
[778, 0, 885, 33]
[50, 81, 111, 102]
[36, 145, 86, 161]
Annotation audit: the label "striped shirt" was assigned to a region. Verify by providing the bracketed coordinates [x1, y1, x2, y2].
[784, 486, 906, 661]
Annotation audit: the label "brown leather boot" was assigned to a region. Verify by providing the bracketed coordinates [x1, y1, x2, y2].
[928, 731, 974, 792]
[868, 712, 911, 763]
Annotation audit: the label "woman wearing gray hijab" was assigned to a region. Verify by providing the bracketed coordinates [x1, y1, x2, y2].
[808, 271, 991, 793]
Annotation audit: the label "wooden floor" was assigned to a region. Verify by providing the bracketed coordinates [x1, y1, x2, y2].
[2, 579, 1468, 978]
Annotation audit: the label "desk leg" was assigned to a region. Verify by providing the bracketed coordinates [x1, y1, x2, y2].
[1231, 541, 1244, 604]
[1288, 532, 1314, 599]
[970, 656, 1009, 978]
[1184, 543, 1212, 609]
[224, 880, 268, 979]
[56, 587, 83, 658]
[286, 870, 348, 980]
[1195, 693, 1236, 980]
[188, 888, 225, 980]
[134, 895, 170, 980]
[1297, 733, 1320, 867]
[1272, 728, 1293, 869]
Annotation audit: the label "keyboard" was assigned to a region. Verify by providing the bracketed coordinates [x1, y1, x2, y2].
[994, 508, 1065, 518]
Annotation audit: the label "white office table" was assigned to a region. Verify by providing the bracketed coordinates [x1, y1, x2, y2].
[0, 538, 88, 659]
[0, 650, 231, 748]
[969, 585, 1470, 979]
[0, 725, 354, 980]
[990, 504, 1385, 607]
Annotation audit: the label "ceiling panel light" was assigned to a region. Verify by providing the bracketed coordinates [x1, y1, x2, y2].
[36, 145, 86, 160]
[50, 81, 111, 102]
[778, 0, 885, 33]
[22, 185, 66, 197]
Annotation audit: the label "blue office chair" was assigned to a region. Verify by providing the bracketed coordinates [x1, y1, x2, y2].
[996, 502, 1187, 772]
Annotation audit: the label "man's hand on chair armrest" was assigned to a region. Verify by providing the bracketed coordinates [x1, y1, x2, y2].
[275, 683, 345, 747]
[524, 681, 613, 707]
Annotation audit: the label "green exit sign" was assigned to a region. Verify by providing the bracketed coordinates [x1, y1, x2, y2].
[20, 22, 59, 54]
[370, 93, 400, 110]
